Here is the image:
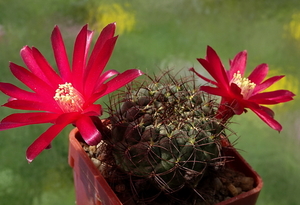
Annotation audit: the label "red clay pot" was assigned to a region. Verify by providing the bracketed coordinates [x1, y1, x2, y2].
[68, 128, 263, 205]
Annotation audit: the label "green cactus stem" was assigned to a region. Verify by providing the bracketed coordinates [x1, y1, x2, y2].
[107, 71, 228, 194]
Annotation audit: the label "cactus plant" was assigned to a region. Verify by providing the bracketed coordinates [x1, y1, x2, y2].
[107, 72, 228, 197]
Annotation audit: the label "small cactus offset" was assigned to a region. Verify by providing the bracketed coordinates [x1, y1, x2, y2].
[108, 72, 227, 194]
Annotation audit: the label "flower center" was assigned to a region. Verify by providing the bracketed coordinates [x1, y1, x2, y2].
[54, 83, 85, 112]
[230, 71, 256, 99]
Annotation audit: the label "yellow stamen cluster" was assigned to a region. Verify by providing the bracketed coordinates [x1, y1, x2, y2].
[230, 71, 256, 99]
[54, 83, 84, 112]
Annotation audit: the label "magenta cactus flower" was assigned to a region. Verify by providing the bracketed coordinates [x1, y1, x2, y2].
[190, 46, 295, 131]
[0, 23, 143, 162]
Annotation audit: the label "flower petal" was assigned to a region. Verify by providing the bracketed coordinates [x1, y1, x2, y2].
[9, 62, 54, 99]
[247, 63, 268, 84]
[72, 25, 89, 92]
[228, 50, 247, 78]
[20, 46, 49, 83]
[86, 22, 116, 72]
[0, 122, 28, 130]
[253, 75, 284, 94]
[248, 105, 282, 131]
[26, 123, 67, 162]
[203, 46, 229, 85]
[89, 84, 108, 104]
[96, 69, 120, 87]
[82, 104, 102, 116]
[200, 86, 229, 97]
[84, 36, 118, 97]
[51, 25, 71, 82]
[32, 47, 63, 87]
[55, 112, 81, 124]
[250, 90, 295, 104]
[3, 100, 60, 113]
[85, 30, 94, 58]
[26, 111, 81, 162]
[229, 83, 243, 98]
[259, 106, 275, 118]
[189, 67, 217, 86]
[0, 112, 60, 131]
[99, 69, 143, 97]
[1, 112, 60, 124]
[0, 82, 41, 102]
[76, 115, 102, 145]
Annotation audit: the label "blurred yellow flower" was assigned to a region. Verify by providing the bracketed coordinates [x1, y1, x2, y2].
[264, 68, 298, 109]
[87, 3, 135, 35]
[285, 13, 300, 41]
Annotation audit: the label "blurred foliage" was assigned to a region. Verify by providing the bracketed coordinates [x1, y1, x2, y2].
[0, 0, 299, 204]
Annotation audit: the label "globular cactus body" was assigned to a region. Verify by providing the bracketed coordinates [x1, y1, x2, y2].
[109, 73, 225, 193]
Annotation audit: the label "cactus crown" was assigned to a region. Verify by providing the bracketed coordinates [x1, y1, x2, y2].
[107, 71, 228, 195]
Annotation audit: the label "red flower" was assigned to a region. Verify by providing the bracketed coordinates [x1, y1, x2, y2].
[0, 23, 143, 162]
[190, 46, 295, 131]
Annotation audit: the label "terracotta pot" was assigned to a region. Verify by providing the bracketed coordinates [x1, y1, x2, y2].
[68, 128, 263, 205]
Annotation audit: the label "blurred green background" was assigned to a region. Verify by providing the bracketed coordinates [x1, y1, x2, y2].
[0, 0, 299, 204]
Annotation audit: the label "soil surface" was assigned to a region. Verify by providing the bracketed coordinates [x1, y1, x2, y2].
[81, 141, 254, 205]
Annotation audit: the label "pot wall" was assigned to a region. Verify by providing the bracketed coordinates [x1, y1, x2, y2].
[68, 128, 263, 205]
[68, 128, 122, 205]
